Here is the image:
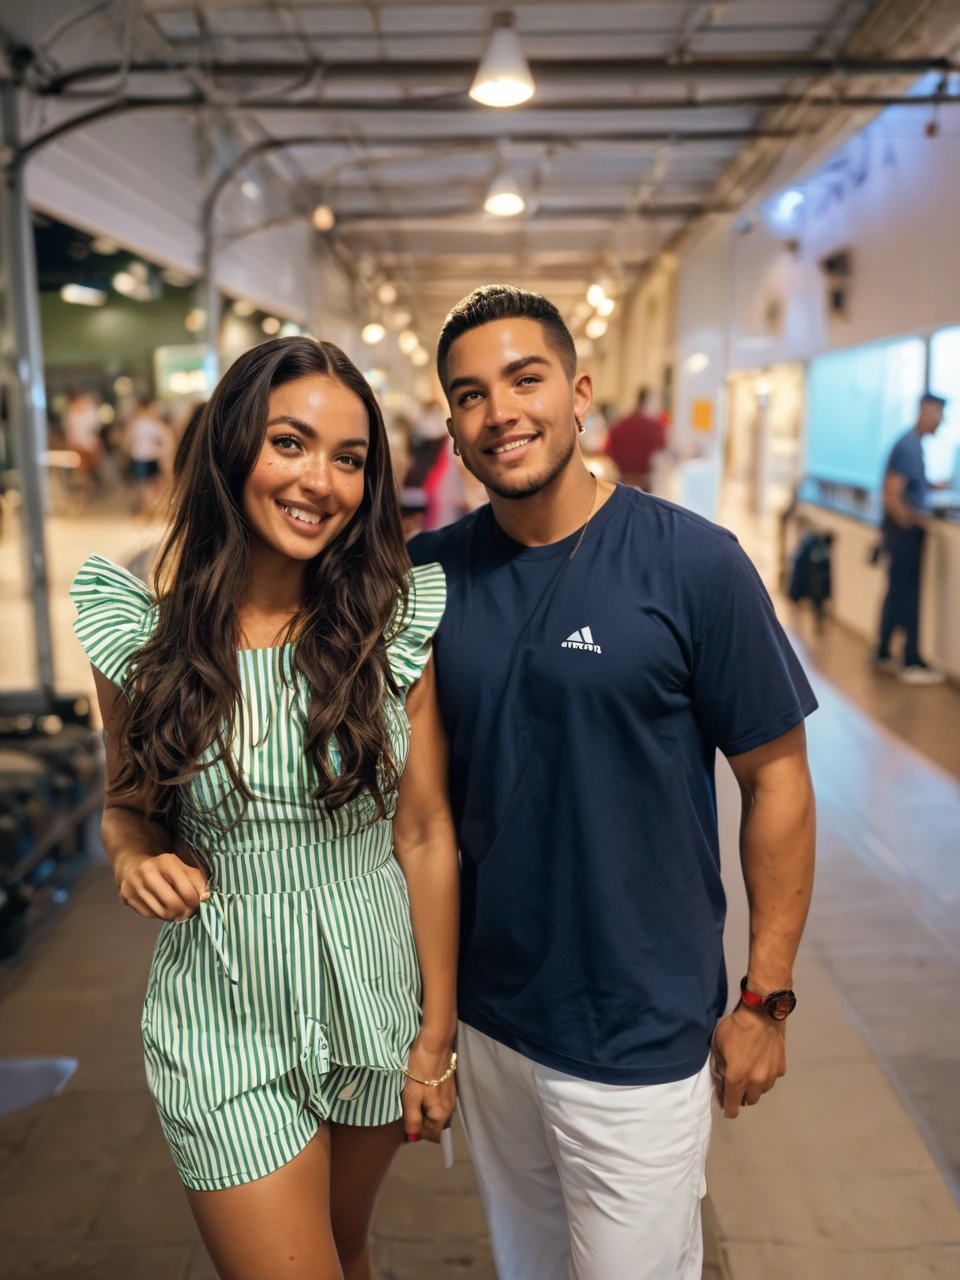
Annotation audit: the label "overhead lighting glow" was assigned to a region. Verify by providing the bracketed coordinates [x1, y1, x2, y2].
[362, 322, 386, 345]
[241, 179, 260, 200]
[60, 283, 107, 306]
[574, 337, 595, 358]
[470, 13, 535, 108]
[398, 329, 420, 355]
[233, 299, 256, 318]
[411, 346, 430, 367]
[685, 351, 710, 374]
[113, 376, 133, 396]
[184, 308, 207, 333]
[261, 316, 281, 335]
[161, 267, 193, 288]
[586, 283, 606, 309]
[312, 203, 336, 232]
[98, 404, 115, 425]
[112, 270, 151, 301]
[484, 168, 526, 217]
[91, 236, 119, 256]
[377, 282, 398, 305]
[279, 321, 301, 337]
[597, 297, 616, 317]
[585, 316, 608, 340]
[386, 308, 413, 330]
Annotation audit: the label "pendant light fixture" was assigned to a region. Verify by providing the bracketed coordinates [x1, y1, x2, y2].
[484, 167, 526, 217]
[470, 12, 535, 108]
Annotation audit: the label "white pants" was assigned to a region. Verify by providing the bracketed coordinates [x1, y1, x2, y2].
[457, 1023, 713, 1280]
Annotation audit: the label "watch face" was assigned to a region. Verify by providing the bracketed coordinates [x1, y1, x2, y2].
[765, 989, 797, 1021]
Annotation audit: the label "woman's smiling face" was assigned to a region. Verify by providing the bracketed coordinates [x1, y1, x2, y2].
[241, 374, 370, 561]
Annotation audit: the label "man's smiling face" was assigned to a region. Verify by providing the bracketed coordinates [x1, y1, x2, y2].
[443, 317, 590, 500]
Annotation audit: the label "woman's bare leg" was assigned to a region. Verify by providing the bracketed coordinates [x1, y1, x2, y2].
[329, 1120, 405, 1280]
[186, 1126, 341, 1280]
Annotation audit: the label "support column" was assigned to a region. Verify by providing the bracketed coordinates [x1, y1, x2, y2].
[0, 79, 54, 698]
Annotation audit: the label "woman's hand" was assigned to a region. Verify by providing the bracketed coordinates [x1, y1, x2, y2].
[401, 1035, 457, 1145]
[116, 850, 208, 922]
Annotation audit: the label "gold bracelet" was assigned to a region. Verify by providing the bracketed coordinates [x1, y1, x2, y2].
[403, 1051, 457, 1088]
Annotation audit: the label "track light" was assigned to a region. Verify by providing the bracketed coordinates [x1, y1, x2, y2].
[470, 12, 535, 108]
[484, 168, 526, 217]
[362, 322, 386, 345]
[60, 284, 107, 306]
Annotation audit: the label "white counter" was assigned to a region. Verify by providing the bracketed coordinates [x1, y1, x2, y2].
[795, 503, 960, 680]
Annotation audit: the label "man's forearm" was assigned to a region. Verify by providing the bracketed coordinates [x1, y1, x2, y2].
[739, 766, 816, 992]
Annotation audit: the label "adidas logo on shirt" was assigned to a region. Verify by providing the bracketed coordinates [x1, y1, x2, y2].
[561, 626, 602, 655]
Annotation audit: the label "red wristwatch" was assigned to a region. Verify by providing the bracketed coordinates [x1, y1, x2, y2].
[739, 977, 797, 1022]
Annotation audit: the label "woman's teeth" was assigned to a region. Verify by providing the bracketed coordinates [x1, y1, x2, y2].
[280, 503, 323, 526]
[492, 437, 534, 455]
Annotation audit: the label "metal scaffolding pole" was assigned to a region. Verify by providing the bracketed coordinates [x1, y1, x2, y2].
[0, 79, 54, 698]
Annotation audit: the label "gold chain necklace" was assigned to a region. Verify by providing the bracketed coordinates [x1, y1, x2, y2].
[568, 476, 599, 561]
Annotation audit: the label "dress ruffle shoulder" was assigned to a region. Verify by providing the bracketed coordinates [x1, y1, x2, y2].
[70, 554, 159, 687]
[385, 561, 446, 691]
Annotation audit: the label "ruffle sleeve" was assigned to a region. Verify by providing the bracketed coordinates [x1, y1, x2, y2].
[386, 562, 446, 692]
[70, 554, 159, 688]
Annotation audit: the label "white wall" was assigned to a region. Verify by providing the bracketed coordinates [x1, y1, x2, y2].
[26, 111, 315, 323]
[725, 101, 960, 369]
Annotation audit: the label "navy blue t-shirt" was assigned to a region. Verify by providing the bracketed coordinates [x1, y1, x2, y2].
[409, 485, 817, 1085]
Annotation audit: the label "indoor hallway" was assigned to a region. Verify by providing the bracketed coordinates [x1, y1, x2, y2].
[1, 506, 960, 1277]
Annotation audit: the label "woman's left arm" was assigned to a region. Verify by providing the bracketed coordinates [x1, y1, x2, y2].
[392, 653, 460, 1143]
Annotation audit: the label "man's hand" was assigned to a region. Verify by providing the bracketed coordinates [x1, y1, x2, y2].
[710, 1004, 786, 1119]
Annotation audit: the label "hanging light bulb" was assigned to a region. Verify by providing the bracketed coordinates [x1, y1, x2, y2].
[411, 346, 431, 367]
[398, 329, 420, 355]
[484, 168, 526, 217]
[584, 316, 608, 340]
[312, 203, 336, 232]
[597, 297, 616, 317]
[377, 282, 398, 305]
[470, 12, 535, 108]
[586, 283, 606, 309]
[362, 322, 386, 345]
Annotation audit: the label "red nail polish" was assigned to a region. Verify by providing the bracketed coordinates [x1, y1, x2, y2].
[406, 1133, 420, 1143]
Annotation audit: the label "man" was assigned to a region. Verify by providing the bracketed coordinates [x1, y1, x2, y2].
[408, 285, 817, 1279]
[603, 385, 667, 490]
[875, 393, 947, 685]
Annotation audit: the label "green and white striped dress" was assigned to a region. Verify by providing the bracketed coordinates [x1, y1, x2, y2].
[71, 554, 446, 1190]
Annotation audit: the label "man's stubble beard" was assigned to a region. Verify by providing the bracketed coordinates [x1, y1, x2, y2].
[461, 430, 577, 501]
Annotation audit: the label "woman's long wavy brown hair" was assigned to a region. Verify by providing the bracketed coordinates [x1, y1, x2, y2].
[112, 336, 410, 845]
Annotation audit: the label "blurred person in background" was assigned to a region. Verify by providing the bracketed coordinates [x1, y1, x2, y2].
[410, 285, 817, 1280]
[603, 386, 667, 492]
[125, 396, 172, 518]
[385, 412, 413, 490]
[64, 388, 104, 502]
[875, 393, 947, 685]
[71, 337, 458, 1279]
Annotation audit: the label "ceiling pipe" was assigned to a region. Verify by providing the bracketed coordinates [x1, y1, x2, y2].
[36, 54, 957, 97]
[38, 92, 960, 113]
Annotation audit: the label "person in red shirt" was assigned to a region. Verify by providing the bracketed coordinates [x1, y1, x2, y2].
[604, 388, 667, 491]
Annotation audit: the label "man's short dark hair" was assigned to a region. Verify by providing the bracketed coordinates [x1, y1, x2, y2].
[437, 284, 577, 386]
[921, 393, 946, 408]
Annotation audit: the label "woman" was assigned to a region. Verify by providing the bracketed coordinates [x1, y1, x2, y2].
[71, 337, 458, 1279]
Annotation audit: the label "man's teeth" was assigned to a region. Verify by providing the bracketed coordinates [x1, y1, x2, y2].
[492, 437, 534, 455]
[281, 503, 323, 526]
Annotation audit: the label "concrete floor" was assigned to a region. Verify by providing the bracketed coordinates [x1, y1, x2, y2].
[2, 499, 960, 1277]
